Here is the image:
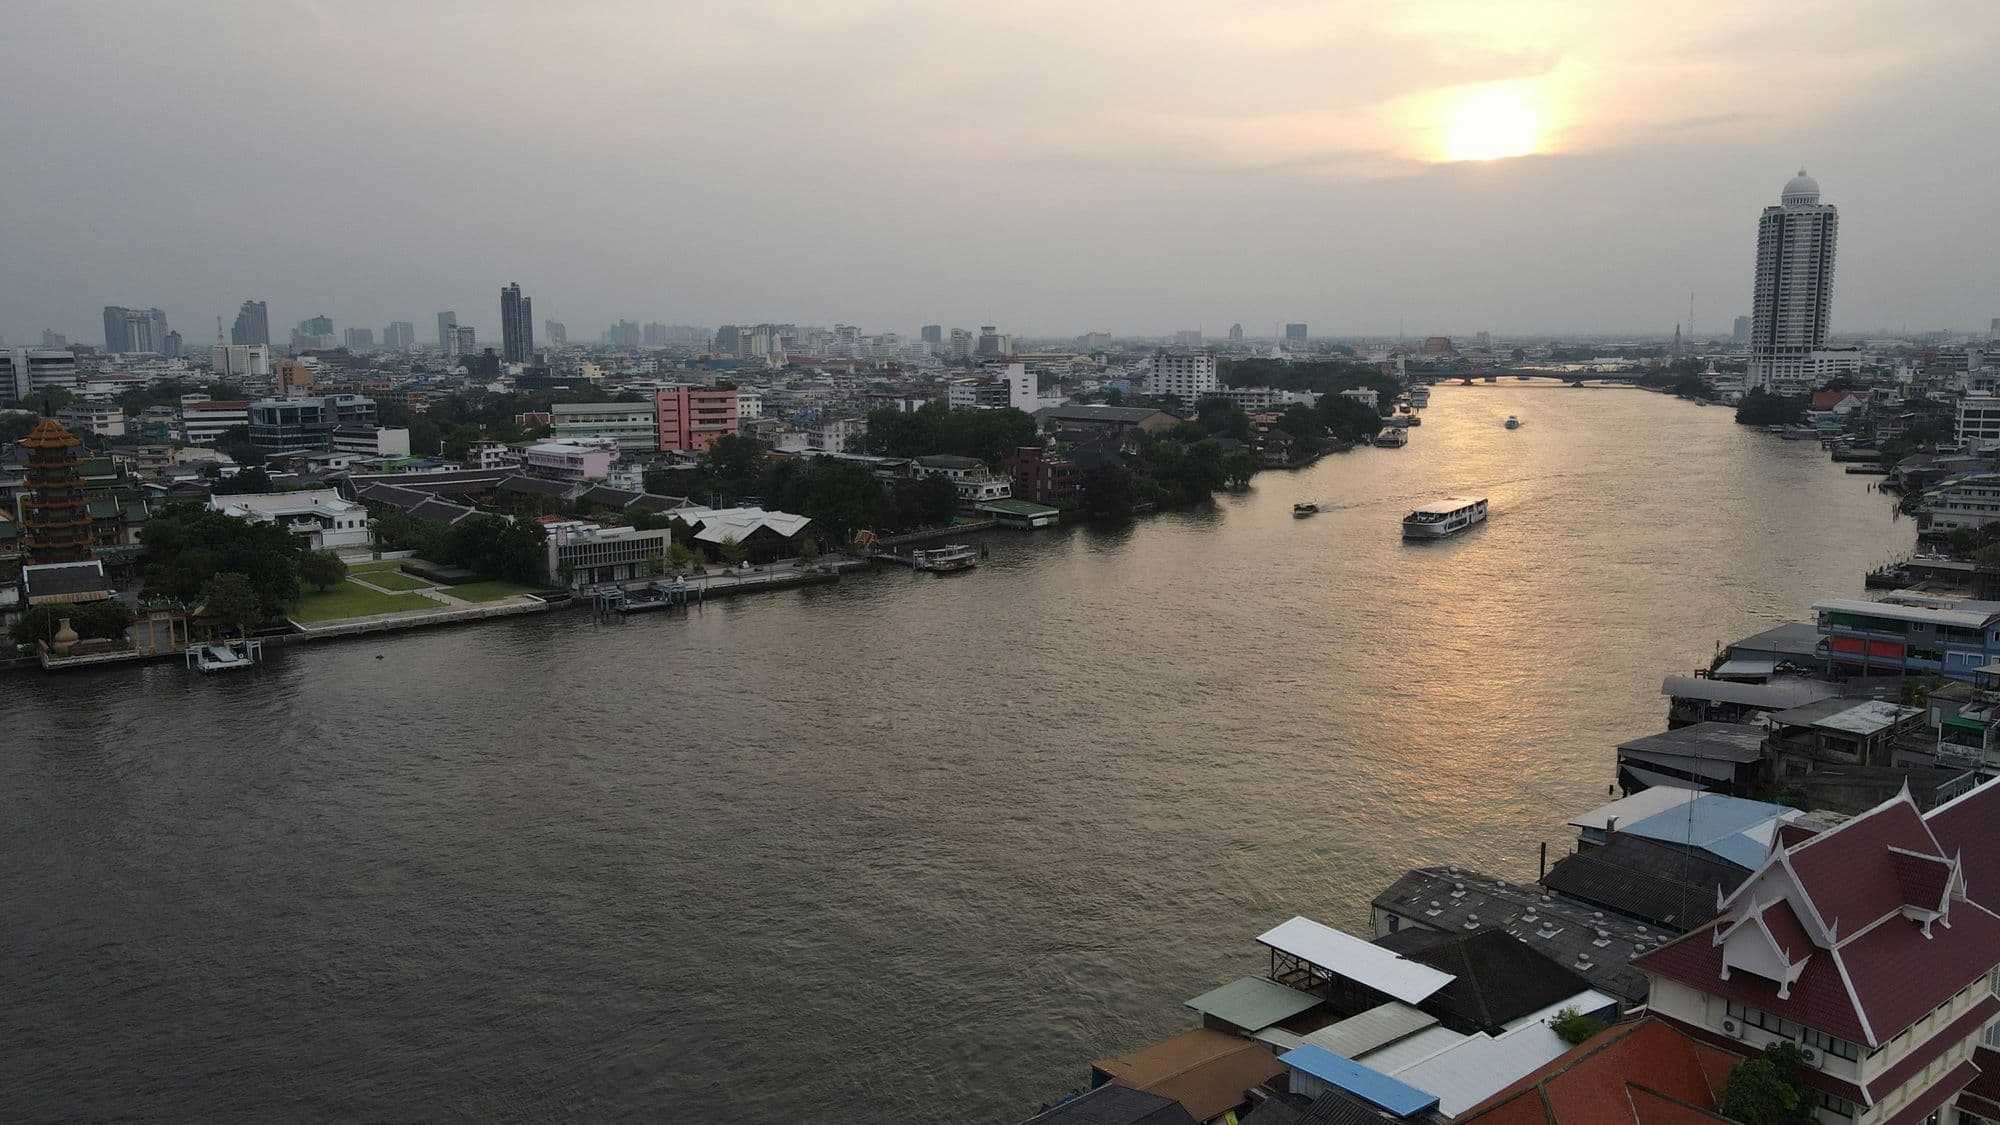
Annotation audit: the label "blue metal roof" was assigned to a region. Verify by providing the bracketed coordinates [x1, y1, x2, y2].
[1276, 1044, 1439, 1118]
[1621, 794, 1786, 868]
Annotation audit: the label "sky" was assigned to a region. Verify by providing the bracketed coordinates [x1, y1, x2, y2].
[4, 0, 1998, 344]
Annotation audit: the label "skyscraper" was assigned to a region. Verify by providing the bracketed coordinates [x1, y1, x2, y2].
[102, 306, 169, 353]
[40, 330, 66, 349]
[450, 325, 477, 355]
[1733, 315, 1752, 344]
[920, 325, 943, 345]
[438, 311, 458, 351]
[545, 319, 567, 346]
[500, 282, 534, 363]
[1284, 323, 1308, 346]
[1228, 323, 1244, 342]
[1747, 170, 1841, 395]
[232, 299, 270, 346]
[383, 321, 416, 349]
[344, 327, 375, 351]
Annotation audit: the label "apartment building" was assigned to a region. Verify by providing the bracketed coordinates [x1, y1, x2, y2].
[655, 385, 739, 452]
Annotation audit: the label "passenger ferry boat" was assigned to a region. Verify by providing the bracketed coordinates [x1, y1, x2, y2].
[911, 544, 978, 572]
[1372, 428, 1409, 448]
[1402, 496, 1488, 539]
[1409, 387, 1430, 408]
[1292, 502, 1320, 519]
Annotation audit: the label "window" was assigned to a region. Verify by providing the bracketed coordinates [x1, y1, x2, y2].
[1802, 1026, 1860, 1061]
[1815, 1091, 1855, 1119]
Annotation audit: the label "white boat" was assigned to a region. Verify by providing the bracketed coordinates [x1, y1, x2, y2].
[1409, 388, 1430, 408]
[1373, 428, 1409, 448]
[1505, 415, 1521, 429]
[1403, 496, 1489, 539]
[911, 544, 978, 572]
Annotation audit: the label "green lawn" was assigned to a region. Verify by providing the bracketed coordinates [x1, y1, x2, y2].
[291, 581, 440, 622]
[358, 570, 436, 591]
[347, 559, 409, 574]
[443, 580, 546, 603]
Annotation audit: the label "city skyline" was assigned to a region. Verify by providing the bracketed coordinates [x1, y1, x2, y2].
[6, 2, 1999, 342]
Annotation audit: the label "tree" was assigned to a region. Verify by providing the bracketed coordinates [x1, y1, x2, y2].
[141, 502, 303, 618]
[212, 466, 274, 495]
[1078, 465, 1137, 521]
[1734, 388, 1805, 427]
[1548, 1007, 1605, 1046]
[298, 550, 349, 593]
[10, 602, 133, 647]
[667, 540, 699, 573]
[1718, 1044, 1817, 1125]
[644, 551, 666, 578]
[202, 572, 265, 636]
[794, 537, 821, 562]
[716, 535, 749, 568]
[1195, 397, 1254, 441]
[1221, 450, 1257, 489]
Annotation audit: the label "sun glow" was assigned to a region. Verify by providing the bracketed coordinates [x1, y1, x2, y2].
[1437, 82, 1549, 162]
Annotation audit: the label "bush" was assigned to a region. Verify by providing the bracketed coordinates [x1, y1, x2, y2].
[11, 602, 133, 647]
[1548, 1006, 1605, 1046]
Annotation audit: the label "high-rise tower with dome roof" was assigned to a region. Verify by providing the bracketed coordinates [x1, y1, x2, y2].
[1747, 169, 1847, 394]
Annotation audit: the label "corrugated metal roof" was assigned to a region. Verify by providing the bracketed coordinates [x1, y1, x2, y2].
[1814, 596, 2000, 629]
[1350, 1026, 1467, 1072]
[1184, 976, 1321, 1032]
[1256, 917, 1455, 1005]
[1387, 1023, 1571, 1117]
[1660, 675, 1840, 709]
[1300, 1002, 1437, 1059]
[1277, 1045, 1439, 1118]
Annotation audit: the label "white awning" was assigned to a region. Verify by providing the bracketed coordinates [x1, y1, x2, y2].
[1256, 917, 1455, 1005]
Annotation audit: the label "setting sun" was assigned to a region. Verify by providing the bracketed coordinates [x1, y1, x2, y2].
[1438, 82, 1549, 162]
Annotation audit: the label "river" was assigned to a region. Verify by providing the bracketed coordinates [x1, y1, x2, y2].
[0, 383, 1913, 1122]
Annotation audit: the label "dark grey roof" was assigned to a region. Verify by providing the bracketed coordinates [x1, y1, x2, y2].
[1614, 722, 1767, 764]
[580, 485, 644, 508]
[1540, 835, 1746, 932]
[410, 497, 480, 525]
[628, 493, 694, 513]
[1018, 1085, 1195, 1125]
[354, 483, 432, 511]
[916, 454, 984, 470]
[1242, 1090, 1445, 1125]
[1038, 405, 1172, 424]
[21, 561, 113, 598]
[1727, 622, 1823, 660]
[1378, 928, 1595, 1034]
[1370, 867, 1659, 1005]
[496, 475, 576, 496]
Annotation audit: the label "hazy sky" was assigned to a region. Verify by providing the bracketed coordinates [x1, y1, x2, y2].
[5, 0, 1997, 343]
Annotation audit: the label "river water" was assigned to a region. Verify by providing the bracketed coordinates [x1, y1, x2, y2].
[1, 384, 1913, 1123]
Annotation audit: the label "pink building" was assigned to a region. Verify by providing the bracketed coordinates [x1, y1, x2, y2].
[521, 439, 615, 482]
[655, 385, 739, 452]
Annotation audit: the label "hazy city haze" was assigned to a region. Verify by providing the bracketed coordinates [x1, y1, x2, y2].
[5, 0, 1997, 341]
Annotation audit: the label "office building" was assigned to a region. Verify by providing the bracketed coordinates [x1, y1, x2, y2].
[1284, 323, 1308, 346]
[500, 282, 534, 363]
[292, 315, 336, 351]
[102, 306, 169, 354]
[1228, 323, 1243, 342]
[655, 385, 740, 452]
[976, 326, 1011, 357]
[1732, 315, 1752, 344]
[232, 300, 270, 346]
[551, 401, 659, 452]
[1143, 352, 1218, 406]
[163, 330, 182, 358]
[181, 399, 251, 445]
[450, 325, 477, 355]
[920, 325, 943, 345]
[211, 343, 271, 379]
[247, 394, 379, 453]
[545, 319, 567, 346]
[343, 327, 375, 351]
[437, 311, 458, 351]
[382, 321, 416, 350]
[1173, 330, 1202, 348]
[1747, 170, 1841, 395]
[0, 348, 79, 406]
[41, 330, 67, 349]
[56, 403, 126, 438]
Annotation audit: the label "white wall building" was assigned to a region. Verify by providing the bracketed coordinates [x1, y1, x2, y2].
[1958, 396, 2000, 451]
[1339, 388, 1380, 410]
[208, 489, 372, 552]
[182, 399, 250, 445]
[467, 440, 519, 471]
[330, 426, 412, 459]
[1747, 170, 1840, 395]
[736, 391, 764, 419]
[212, 343, 271, 379]
[56, 403, 126, 437]
[1143, 352, 1218, 407]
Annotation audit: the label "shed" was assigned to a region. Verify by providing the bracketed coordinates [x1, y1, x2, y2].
[1275, 1045, 1439, 1118]
[1257, 917, 1454, 1007]
[1091, 1029, 1283, 1124]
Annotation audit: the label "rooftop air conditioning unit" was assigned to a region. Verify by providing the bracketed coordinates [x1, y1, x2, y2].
[1721, 1018, 1744, 1039]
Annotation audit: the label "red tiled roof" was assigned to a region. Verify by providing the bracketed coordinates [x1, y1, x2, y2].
[1838, 910, 2000, 1046]
[1927, 780, 2000, 911]
[1759, 900, 1813, 963]
[1959, 1046, 2000, 1118]
[1857, 995, 1998, 1102]
[1880, 1059, 1980, 1125]
[1773, 822, 1821, 850]
[1887, 848, 1952, 911]
[1783, 798, 1941, 936]
[1636, 920, 1871, 1044]
[1454, 1018, 1740, 1124]
[1810, 390, 1855, 409]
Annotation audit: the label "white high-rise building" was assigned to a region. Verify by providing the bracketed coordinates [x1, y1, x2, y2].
[213, 343, 272, 379]
[1747, 170, 1850, 395]
[1143, 351, 1218, 407]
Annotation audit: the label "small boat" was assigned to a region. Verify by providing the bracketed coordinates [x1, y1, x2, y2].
[1292, 502, 1320, 518]
[911, 544, 978, 573]
[1505, 415, 1521, 429]
[1409, 388, 1431, 408]
[1403, 496, 1489, 539]
[1372, 428, 1409, 448]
